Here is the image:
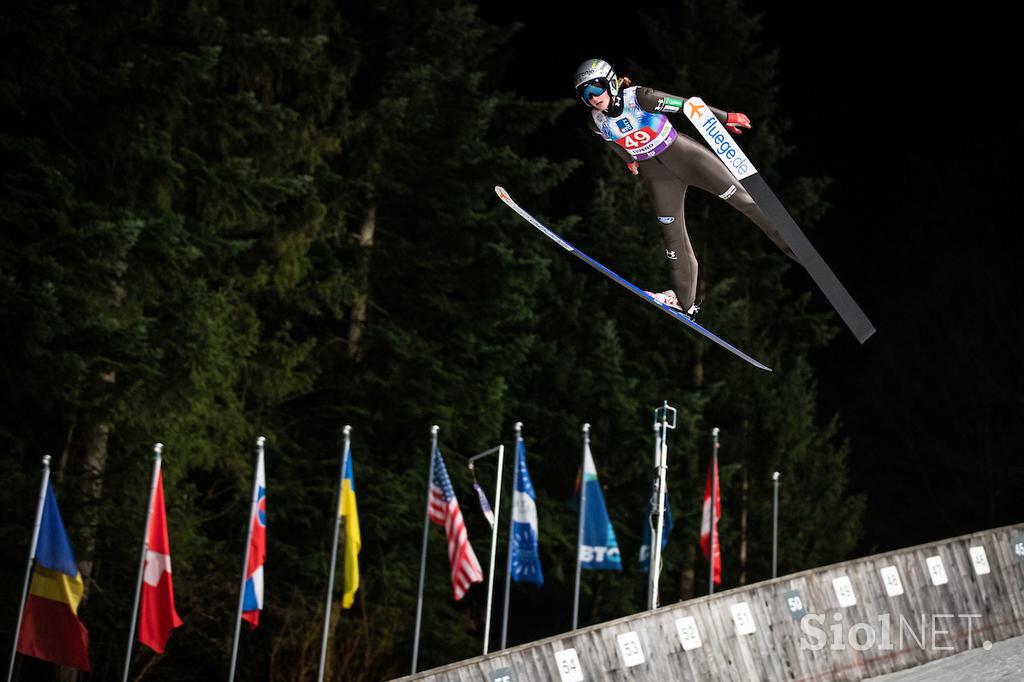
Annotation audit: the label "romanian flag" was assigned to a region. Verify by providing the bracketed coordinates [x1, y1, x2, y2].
[16, 482, 90, 671]
[339, 446, 360, 608]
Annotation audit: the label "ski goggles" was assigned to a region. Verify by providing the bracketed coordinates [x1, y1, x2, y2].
[579, 81, 606, 102]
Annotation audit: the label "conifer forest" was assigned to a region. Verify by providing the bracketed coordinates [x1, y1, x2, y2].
[2, 0, 1020, 680]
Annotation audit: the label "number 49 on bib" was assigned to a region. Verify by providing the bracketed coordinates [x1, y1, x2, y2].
[616, 127, 654, 149]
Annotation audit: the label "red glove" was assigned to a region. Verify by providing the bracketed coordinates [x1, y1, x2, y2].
[726, 112, 751, 135]
[626, 161, 639, 176]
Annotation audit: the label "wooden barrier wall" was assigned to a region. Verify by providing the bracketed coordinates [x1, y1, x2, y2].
[396, 522, 1024, 681]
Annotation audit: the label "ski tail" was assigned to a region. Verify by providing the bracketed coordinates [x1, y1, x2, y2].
[741, 175, 876, 343]
[680, 98, 876, 344]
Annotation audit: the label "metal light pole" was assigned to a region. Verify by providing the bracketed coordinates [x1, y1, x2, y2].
[646, 416, 659, 610]
[650, 401, 676, 609]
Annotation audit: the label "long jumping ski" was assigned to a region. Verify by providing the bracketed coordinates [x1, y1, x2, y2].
[495, 186, 772, 372]
[682, 98, 876, 344]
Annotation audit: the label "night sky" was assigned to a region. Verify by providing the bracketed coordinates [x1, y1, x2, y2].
[479, 2, 1022, 554]
[754, 6, 1022, 552]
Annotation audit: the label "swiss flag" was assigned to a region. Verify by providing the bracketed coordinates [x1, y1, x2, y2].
[139, 470, 183, 653]
[699, 455, 722, 585]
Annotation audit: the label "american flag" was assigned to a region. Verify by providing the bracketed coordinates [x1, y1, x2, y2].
[428, 448, 483, 600]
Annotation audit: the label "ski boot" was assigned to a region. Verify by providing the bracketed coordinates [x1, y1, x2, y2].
[646, 290, 699, 319]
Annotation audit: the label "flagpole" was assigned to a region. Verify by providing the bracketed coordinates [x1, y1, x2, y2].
[468, 444, 505, 656]
[411, 425, 438, 674]
[650, 402, 675, 609]
[318, 426, 351, 682]
[500, 422, 522, 650]
[709, 428, 719, 595]
[229, 436, 265, 682]
[772, 471, 780, 579]
[123, 443, 164, 682]
[7, 455, 52, 682]
[572, 423, 589, 631]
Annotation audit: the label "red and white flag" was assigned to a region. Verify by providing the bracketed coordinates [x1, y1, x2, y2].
[139, 470, 183, 653]
[699, 457, 722, 585]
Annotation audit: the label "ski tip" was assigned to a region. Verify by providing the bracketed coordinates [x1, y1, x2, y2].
[495, 186, 519, 210]
[494, 185, 513, 204]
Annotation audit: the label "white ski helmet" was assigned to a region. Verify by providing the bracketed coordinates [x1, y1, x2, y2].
[573, 58, 620, 107]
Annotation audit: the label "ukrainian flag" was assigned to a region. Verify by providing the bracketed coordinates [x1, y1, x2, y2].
[17, 482, 90, 671]
[339, 448, 360, 608]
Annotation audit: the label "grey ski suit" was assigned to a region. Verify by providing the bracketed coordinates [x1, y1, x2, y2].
[587, 85, 795, 309]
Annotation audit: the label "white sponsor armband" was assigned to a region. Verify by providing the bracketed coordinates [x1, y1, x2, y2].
[683, 97, 758, 181]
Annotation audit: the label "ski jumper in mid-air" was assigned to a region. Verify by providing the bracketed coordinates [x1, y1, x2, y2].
[573, 58, 795, 317]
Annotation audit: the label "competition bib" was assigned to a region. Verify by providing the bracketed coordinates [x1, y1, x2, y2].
[593, 87, 677, 160]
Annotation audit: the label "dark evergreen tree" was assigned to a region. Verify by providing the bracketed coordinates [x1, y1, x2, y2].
[1, 0, 359, 678]
[317, 2, 577, 677]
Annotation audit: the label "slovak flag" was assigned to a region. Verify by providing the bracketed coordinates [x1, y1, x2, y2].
[138, 469, 183, 652]
[241, 450, 266, 628]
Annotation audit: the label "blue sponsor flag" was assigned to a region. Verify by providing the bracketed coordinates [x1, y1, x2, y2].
[510, 439, 543, 585]
[639, 493, 673, 573]
[573, 442, 622, 571]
